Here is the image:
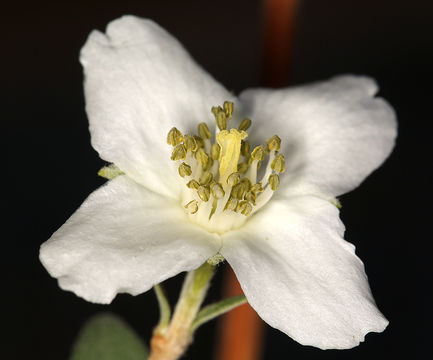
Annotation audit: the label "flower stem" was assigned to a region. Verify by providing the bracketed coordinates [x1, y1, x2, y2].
[149, 262, 215, 360]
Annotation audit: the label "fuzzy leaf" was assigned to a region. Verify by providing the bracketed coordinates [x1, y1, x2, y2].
[70, 313, 148, 360]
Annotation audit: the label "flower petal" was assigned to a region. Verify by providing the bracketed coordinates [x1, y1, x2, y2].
[40, 176, 220, 304]
[221, 195, 388, 349]
[239, 75, 397, 197]
[80, 16, 233, 199]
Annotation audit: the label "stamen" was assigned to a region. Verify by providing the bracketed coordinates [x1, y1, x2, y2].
[178, 163, 192, 177]
[185, 200, 199, 214]
[197, 186, 210, 202]
[268, 174, 280, 191]
[231, 183, 246, 200]
[199, 171, 213, 186]
[266, 135, 281, 151]
[240, 140, 250, 157]
[212, 106, 227, 131]
[237, 162, 248, 174]
[251, 182, 264, 194]
[239, 178, 252, 191]
[198, 122, 211, 139]
[237, 200, 253, 216]
[271, 154, 285, 173]
[244, 190, 257, 205]
[195, 148, 209, 168]
[184, 135, 198, 152]
[223, 101, 234, 119]
[171, 144, 187, 161]
[227, 172, 241, 186]
[224, 197, 238, 211]
[211, 183, 225, 199]
[167, 127, 183, 146]
[211, 143, 220, 160]
[186, 179, 200, 190]
[203, 157, 213, 172]
[251, 145, 266, 162]
[167, 100, 285, 233]
[238, 118, 252, 131]
[193, 135, 205, 149]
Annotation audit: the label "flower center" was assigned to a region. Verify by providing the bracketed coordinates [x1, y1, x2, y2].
[167, 101, 285, 233]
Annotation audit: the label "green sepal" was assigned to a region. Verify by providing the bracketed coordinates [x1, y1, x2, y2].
[69, 312, 149, 360]
[98, 164, 124, 180]
[190, 294, 247, 333]
[153, 283, 171, 333]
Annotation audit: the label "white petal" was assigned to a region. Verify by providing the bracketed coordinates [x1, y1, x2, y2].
[240, 75, 397, 197]
[40, 176, 220, 304]
[80, 16, 233, 199]
[221, 195, 388, 349]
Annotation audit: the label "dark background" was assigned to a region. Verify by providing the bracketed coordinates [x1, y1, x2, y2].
[4, 0, 432, 359]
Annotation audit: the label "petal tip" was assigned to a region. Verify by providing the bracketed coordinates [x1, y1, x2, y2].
[331, 74, 379, 97]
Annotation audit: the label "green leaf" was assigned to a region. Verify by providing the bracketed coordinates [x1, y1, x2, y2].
[70, 312, 149, 360]
[190, 295, 247, 333]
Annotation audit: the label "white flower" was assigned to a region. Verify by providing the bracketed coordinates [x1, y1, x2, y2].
[40, 16, 397, 350]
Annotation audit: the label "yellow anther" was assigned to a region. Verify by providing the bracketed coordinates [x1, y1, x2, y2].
[217, 129, 248, 184]
[240, 140, 250, 156]
[231, 183, 246, 200]
[251, 145, 266, 162]
[224, 196, 238, 211]
[216, 111, 227, 130]
[266, 135, 281, 151]
[167, 127, 183, 146]
[244, 190, 257, 205]
[211, 183, 225, 199]
[203, 157, 213, 172]
[251, 182, 264, 193]
[186, 179, 200, 190]
[237, 162, 248, 174]
[198, 122, 211, 139]
[197, 185, 210, 202]
[193, 135, 205, 149]
[238, 118, 252, 131]
[178, 163, 192, 178]
[184, 135, 198, 152]
[223, 101, 234, 119]
[237, 200, 253, 216]
[200, 171, 213, 186]
[227, 172, 241, 186]
[239, 177, 252, 192]
[268, 174, 280, 191]
[211, 106, 223, 117]
[195, 148, 209, 168]
[211, 143, 221, 160]
[170, 144, 187, 161]
[184, 200, 199, 214]
[271, 153, 286, 173]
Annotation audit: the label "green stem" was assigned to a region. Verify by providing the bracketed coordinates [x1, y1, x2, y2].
[149, 262, 215, 360]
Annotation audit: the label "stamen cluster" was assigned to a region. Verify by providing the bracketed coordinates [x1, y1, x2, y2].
[167, 101, 285, 233]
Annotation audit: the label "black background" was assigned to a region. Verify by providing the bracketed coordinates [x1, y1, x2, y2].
[4, 0, 432, 359]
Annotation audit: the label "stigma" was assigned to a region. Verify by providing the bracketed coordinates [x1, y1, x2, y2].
[167, 101, 285, 233]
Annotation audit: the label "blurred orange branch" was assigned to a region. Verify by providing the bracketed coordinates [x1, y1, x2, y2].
[215, 1, 299, 359]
